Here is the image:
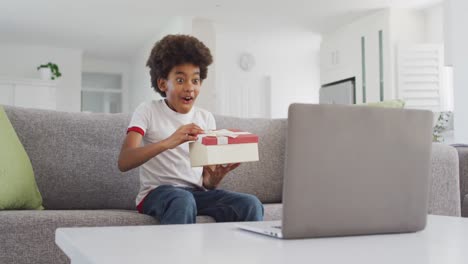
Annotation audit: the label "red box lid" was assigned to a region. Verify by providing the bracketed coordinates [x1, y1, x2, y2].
[199, 129, 259, 146]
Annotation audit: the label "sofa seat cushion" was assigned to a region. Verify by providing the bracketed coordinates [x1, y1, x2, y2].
[453, 145, 468, 217]
[463, 195, 468, 217]
[0, 203, 282, 264]
[0, 210, 215, 264]
[264, 203, 282, 221]
[429, 144, 461, 216]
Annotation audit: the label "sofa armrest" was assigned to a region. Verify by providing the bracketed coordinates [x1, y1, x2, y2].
[428, 143, 461, 216]
[453, 145, 468, 216]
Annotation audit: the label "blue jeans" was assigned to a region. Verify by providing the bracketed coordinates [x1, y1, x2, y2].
[142, 185, 264, 224]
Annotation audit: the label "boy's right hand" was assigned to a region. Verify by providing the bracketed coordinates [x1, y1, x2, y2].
[163, 123, 204, 149]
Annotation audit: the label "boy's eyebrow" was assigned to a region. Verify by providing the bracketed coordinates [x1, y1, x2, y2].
[175, 71, 200, 76]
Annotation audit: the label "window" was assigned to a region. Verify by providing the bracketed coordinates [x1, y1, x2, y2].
[81, 72, 122, 113]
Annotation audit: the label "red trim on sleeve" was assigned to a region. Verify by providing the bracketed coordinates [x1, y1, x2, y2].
[127, 126, 145, 136]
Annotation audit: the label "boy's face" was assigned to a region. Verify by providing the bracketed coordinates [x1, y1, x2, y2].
[158, 63, 202, 114]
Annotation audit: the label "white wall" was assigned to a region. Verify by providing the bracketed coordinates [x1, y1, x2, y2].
[129, 17, 193, 112]
[444, 0, 453, 66]
[321, 10, 392, 103]
[389, 9, 426, 100]
[82, 57, 132, 113]
[423, 3, 444, 44]
[321, 9, 427, 104]
[215, 26, 321, 118]
[0, 44, 82, 112]
[389, 9, 426, 45]
[192, 18, 217, 113]
[422, 3, 453, 113]
[447, 0, 468, 143]
[128, 17, 321, 119]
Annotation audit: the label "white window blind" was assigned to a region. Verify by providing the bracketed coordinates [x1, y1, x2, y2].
[397, 44, 445, 112]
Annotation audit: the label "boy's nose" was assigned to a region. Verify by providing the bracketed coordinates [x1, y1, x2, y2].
[184, 85, 194, 92]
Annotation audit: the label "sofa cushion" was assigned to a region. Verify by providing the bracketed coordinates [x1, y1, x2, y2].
[463, 195, 468, 217]
[263, 203, 282, 221]
[428, 143, 461, 216]
[4, 106, 286, 210]
[0, 210, 215, 264]
[5, 106, 140, 210]
[214, 115, 286, 203]
[453, 145, 468, 217]
[0, 106, 43, 210]
[362, 99, 406, 108]
[0, 204, 282, 264]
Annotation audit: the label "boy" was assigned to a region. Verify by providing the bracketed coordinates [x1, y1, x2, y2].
[118, 35, 264, 224]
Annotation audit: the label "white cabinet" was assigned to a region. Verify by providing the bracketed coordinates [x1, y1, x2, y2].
[320, 10, 391, 104]
[320, 8, 442, 107]
[0, 78, 57, 110]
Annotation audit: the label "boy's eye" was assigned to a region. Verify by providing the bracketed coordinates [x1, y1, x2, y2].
[192, 79, 200, 85]
[176, 78, 184, 83]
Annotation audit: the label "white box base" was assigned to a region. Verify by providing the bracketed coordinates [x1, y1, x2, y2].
[189, 142, 259, 167]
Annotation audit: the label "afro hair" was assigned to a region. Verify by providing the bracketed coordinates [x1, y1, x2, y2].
[146, 34, 213, 97]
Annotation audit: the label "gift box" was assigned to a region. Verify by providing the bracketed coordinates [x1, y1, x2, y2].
[189, 129, 259, 167]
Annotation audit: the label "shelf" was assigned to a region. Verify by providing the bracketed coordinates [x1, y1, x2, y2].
[81, 88, 123, 94]
[0, 77, 57, 87]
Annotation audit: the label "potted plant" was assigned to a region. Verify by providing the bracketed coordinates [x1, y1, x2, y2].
[37, 62, 62, 80]
[433, 111, 452, 142]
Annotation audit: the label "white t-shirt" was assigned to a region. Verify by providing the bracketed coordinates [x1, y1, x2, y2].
[127, 99, 216, 206]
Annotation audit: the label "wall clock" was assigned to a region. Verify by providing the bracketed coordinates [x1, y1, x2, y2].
[239, 52, 255, 72]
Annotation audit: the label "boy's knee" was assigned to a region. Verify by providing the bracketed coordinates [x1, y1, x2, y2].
[155, 190, 197, 225]
[170, 191, 197, 212]
[247, 195, 263, 212]
[242, 194, 261, 206]
[239, 194, 264, 221]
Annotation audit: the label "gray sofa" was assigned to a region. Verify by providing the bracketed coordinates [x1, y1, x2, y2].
[453, 145, 468, 217]
[0, 105, 462, 264]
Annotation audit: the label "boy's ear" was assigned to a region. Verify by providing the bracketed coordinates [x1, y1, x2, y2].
[157, 78, 167, 91]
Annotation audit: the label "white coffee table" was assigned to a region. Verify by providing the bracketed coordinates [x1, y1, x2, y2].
[56, 215, 468, 264]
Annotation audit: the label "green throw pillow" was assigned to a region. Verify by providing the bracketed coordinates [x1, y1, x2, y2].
[361, 99, 406, 108]
[0, 106, 43, 210]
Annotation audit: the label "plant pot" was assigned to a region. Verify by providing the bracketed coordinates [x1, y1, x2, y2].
[39, 67, 52, 80]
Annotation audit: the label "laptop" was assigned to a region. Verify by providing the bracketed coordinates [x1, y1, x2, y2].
[237, 103, 433, 239]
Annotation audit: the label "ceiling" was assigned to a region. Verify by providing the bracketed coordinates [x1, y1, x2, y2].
[0, 0, 442, 61]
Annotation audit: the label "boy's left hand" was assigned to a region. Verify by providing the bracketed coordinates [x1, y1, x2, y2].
[202, 163, 241, 190]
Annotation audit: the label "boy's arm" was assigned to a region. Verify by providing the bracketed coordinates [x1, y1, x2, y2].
[118, 123, 204, 172]
[117, 132, 169, 172]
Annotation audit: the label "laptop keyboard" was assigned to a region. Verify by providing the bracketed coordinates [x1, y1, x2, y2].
[273, 225, 282, 229]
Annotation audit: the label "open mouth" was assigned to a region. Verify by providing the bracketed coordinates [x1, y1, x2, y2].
[182, 96, 193, 104]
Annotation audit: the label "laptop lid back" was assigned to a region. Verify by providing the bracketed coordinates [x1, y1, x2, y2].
[282, 104, 433, 239]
